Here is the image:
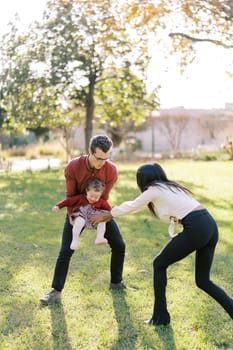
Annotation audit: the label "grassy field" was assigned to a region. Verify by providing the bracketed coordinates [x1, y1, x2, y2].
[0, 160, 232, 350]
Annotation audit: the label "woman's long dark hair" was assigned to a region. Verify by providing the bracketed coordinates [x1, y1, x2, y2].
[136, 163, 192, 216]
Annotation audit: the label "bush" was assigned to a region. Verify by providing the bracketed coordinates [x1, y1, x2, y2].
[192, 145, 229, 161]
[8, 146, 27, 157]
[222, 139, 233, 159]
[39, 147, 55, 156]
[3, 141, 66, 161]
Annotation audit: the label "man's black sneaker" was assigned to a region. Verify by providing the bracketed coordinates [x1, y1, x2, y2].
[40, 289, 61, 306]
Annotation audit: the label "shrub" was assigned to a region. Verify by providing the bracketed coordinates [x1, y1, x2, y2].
[222, 139, 233, 159]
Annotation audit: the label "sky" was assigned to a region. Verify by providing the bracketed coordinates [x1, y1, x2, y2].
[149, 43, 233, 110]
[0, 0, 46, 27]
[1, 0, 233, 110]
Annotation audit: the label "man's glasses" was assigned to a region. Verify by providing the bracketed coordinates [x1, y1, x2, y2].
[92, 153, 110, 162]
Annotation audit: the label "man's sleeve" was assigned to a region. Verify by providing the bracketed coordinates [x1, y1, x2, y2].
[101, 199, 112, 211]
[64, 161, 78, 197]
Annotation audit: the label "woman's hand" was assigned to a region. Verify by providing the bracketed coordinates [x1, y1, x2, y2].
[90, 211, 113, 225]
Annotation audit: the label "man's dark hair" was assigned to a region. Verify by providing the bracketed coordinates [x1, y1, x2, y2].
[86, 178, 106, 193]
[89, 135, 113, 153]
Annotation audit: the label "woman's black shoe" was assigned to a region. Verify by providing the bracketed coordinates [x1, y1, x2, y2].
[144, 318, 155, 325]
[144, 315, 170, 326]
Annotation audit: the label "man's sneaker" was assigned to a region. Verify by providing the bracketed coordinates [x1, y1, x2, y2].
[109, 281, 127, 290]
[40, 289, 61, 306]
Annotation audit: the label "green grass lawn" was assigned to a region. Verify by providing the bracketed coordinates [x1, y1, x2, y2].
[0, 160, 232, 350]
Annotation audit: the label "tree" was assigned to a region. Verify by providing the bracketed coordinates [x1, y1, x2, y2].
[33, 0, 157, 151]
[95, 67, 156, 145]
[168, 1, 233, 49]
[166, 1, 233, 73]
[199, 113, 223, 140]
[124, 1, 233, 69]
[1, 0, 164, 153]
[0, 17, 85, 160]
[158, 113, 190, 153]
[0, 20, 61, 133]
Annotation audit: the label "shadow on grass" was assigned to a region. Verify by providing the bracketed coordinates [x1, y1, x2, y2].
[49, 301, 73, 350]
[1, 165, 232, 348]
[110, 290, 177, 350]
[110, 290, 137, 350]
[155, 325, 177, 350]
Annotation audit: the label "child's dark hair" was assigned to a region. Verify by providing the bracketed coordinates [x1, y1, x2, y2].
[86, 178, 106, 193]
[136, 163, 192, 216]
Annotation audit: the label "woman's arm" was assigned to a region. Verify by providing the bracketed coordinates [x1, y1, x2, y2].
[91, 188, 156, 224]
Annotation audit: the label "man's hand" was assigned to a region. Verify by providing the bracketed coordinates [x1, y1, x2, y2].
[90, 211, 113, 225]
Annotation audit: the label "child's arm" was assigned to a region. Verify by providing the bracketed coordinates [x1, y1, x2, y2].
[53, 194, 83, 211]
[52, 205, 60, 212]
[53, 198, 68, 210]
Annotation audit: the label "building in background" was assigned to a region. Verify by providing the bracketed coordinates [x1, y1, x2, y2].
[134, 103, 233, 155]
[72, 104, 233, 156]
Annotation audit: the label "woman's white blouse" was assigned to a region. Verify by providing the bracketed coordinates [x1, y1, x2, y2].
[111, 185, 200, 223]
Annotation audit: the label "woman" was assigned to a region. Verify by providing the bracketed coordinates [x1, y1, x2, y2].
[91, 163, 233, 325]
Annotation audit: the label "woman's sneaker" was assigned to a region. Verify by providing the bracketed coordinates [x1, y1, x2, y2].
[144, 312, 170, 326]
[40, 289, 61, 306]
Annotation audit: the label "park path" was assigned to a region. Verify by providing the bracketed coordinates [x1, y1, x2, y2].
[1, 158, 61, 172]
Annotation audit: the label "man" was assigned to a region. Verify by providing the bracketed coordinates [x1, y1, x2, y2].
[40, 135, 126, 305]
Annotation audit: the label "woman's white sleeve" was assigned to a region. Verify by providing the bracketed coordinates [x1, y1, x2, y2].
[111, 188, 156, 217]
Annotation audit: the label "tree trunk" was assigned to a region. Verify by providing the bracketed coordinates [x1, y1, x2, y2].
[85, 74, 96, 152]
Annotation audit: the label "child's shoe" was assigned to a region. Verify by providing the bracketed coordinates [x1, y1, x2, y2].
[95, 236, 108, 245]
[70, 239, 79, 250]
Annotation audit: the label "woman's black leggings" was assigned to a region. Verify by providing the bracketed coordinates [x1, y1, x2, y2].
[153, 209, 233, 319]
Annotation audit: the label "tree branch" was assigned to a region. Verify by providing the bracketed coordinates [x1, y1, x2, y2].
[169, 32, 233, 49]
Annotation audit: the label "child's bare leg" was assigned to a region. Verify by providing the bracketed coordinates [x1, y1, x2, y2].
[95, 222, 108, 245]
[70, 216, 85, 250]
